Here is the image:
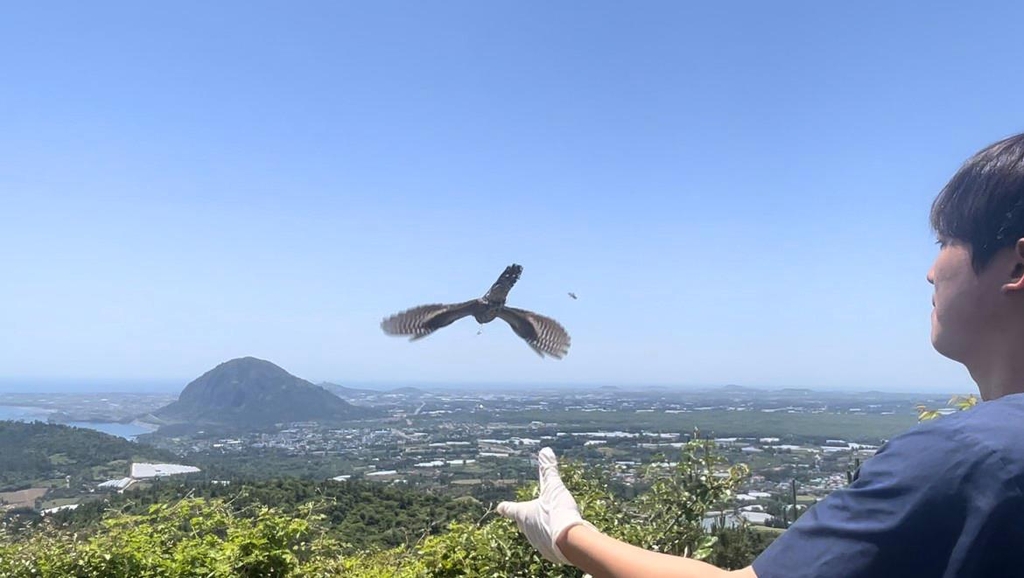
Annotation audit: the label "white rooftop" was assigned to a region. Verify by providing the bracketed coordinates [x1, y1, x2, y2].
[41, 504, 79, 515]
[99, 477, 134, 489]
[130, 463, 201, 479]
[365, 470, 399, 477]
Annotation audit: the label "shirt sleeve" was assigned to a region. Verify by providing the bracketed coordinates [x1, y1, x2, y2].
[751, 422, 1004, 578]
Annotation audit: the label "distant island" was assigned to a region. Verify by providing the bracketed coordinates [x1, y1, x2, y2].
[147, 357, 381, 432]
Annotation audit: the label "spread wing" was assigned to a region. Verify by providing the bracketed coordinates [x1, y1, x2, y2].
[495, 307, 571, 359]
[380, 301, 480, 340]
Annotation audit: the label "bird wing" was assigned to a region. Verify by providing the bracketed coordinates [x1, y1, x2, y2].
[495, 307, 571, 359]
[381, 300, 479, 340]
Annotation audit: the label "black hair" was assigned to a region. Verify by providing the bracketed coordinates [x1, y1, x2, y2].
[930, 133, 1024, 273]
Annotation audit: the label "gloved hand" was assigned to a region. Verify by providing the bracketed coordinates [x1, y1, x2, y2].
[496, 447, 598, 565]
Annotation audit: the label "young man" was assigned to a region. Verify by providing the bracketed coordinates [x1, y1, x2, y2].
[497, 132, 1024, 577]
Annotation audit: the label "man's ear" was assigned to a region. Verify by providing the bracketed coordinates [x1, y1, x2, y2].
[1002, 238, 1024, 293]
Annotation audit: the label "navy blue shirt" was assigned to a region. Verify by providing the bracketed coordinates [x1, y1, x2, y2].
[752, 392, 1024, 578]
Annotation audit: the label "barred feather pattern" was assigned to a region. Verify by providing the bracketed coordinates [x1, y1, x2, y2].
[380, 302, 476, 340]
[497, 307, 571, 359]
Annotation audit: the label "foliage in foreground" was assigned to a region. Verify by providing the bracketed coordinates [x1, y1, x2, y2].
[0, 437, 769, 577]
[916, 394, 978, 422]
[57, 478, 483, 552]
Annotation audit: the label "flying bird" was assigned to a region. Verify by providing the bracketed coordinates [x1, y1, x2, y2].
[380, 264, 571, 359]
[568, 292, 577, 300]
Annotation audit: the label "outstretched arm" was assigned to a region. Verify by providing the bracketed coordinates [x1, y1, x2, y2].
[497, 447, 756, 578]
[557, 523, 755, 578]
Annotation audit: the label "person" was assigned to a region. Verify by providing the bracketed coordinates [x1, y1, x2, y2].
[497, 132, 1024, 577]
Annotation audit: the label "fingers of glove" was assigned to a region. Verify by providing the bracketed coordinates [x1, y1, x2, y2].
[496, 499, 538, 529]
[538, 447, 564, 493]
[539, 447, 558, 467]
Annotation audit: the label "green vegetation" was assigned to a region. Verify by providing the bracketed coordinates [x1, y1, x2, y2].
[174, 453, 365, 483]
[0, 421, 178, 492]
[916, 394, 978, 421]
[0, 437, 774, 576]
[58, 478, 484, 552]
[1, 498, 364, 577]
[443, 408, 918, 442]
[176, 451, 537, 493]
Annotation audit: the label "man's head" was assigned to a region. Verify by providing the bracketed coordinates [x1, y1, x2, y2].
[928, 132, 1024, 396]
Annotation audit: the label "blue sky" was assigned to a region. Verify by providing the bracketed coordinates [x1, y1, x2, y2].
[2, 2, 1023, 392]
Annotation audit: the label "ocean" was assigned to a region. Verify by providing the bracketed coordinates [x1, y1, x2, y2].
[0, 405, 155, 439]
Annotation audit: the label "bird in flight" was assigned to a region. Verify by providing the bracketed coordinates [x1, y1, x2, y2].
[568, 292, 577, 300]
[380, 264, 571, 359]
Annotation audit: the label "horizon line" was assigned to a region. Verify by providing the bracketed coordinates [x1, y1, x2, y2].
[0, 376, 974, 397]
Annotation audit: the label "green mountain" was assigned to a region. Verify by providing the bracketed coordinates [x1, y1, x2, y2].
[153, 357, 378, 428]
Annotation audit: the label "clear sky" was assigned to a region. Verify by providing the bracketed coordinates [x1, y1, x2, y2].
[3, 2, 1023, 393]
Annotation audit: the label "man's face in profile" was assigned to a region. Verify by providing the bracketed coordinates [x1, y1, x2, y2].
[927, 239, 1014, 373]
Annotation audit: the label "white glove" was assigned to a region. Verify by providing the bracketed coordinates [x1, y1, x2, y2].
[496, 447, 597, 565]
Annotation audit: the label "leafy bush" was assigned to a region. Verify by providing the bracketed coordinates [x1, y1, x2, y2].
[416, 436, 751, 577]
[916, 394, 978, 422]
[0, 499, 351, 577]
[1, 437, 763, 577]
